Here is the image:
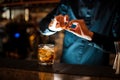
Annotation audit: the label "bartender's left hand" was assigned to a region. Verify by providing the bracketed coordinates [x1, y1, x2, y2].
[49, 15, 69, 31]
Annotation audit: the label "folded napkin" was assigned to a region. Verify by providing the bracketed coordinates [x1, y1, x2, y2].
[113, 42, 120, 74]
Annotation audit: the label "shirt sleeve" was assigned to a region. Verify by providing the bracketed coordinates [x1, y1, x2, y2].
[92, 32, 116, 53]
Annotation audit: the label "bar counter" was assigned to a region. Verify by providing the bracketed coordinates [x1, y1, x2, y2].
[0, 58, 120, 80]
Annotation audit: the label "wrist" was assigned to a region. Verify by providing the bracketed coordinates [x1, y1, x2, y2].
[88, 31, 94, 41]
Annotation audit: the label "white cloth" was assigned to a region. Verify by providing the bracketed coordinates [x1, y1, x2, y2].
[113, 42, 120, 74]
[113, 53, 120, 74]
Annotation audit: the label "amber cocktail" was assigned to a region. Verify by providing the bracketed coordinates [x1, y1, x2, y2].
[38, 44, 54, 65]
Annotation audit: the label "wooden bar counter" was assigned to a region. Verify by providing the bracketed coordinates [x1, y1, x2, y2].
[0, 58, 120, 80]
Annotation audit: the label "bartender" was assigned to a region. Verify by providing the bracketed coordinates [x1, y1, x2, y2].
[39, 0, 120, 66]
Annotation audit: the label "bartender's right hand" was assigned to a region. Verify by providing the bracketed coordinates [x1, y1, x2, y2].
[68, 19, 94, 41]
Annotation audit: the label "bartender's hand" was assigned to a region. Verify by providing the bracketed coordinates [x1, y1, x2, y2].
[56, 15, 69, 28]
[49, 15, 94, 41]
[49, 15, 69, 31]
[68, 19, 94, 41]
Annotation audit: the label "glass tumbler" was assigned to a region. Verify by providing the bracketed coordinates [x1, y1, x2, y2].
[38, 44, 54, 65]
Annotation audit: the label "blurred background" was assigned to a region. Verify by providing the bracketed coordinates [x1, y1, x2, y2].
[0, 0, 59, 60]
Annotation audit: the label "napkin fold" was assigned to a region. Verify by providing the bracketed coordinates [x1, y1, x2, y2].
[113, 42, 120, 74]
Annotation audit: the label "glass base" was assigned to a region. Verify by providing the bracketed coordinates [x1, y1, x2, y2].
[38, 62, 54, 66]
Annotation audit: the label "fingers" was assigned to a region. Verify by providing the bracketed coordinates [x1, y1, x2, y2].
[56, 15, 64, 22]
[55, 15, 69, 22]
[64, 15, 69, 22]
[68, 19, 84, 26]
[55, 15, 69, 28]
[68, 19, 91, 35]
